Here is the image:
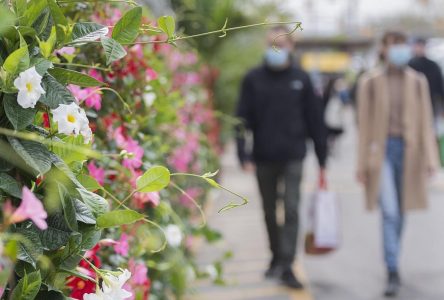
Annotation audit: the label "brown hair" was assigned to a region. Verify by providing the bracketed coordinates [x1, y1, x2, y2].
[381, 31, 407, 45]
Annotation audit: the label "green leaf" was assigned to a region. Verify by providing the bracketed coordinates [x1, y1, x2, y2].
[3, 94, 36, 130]
[205, 178, 219, 188]
[58, 185, 78, 232]
[73, 198, 96, 224]
[59, 233, 82, 269]
[77, 174, 102, 192]
[40, 74, 75, 109]
[11, 270, 42, 300]
[77, 188, 109, 216]
[24, 0, 48, 27]
[52, 135, 91, 165]
[50, 153, 83, 188]
[47, 0, 68, 44]
[136, 166, 170, 192]
[15, 226, 43, 268]
[38, 214, 72, 250]
[0, 173, 22, 198]
[3, 46, 29, 74]
[80, 228, 101, 250]
[48, 67, 105, 87]
[112, 6, 142, 44]
[31, 57, 54, 76]
[71, 22, 108, 43]
[157, 15, 176, 38]
[7, 137, 52, 175]
[0, 4, 16, 35]
[60, 229, 100, 269]
[38, 26, 57, 58]
[13, 0, 27, 25]
[97, 209, 145, 228]
[100, 36, 127, 65]
[31, 7, 51, 38]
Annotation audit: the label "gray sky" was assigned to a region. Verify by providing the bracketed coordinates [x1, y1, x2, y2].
[282, 0, 437, 35]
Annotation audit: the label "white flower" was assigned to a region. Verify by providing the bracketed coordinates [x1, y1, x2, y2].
[142, 92, 156, 107]
[83, 269, 132, 300]
[83, 293, 103, 300]
[165, 224, 183, 248]
[13, 66, 45, 109]
[51, 102, 92, 143]
[205, 265, 218, 280]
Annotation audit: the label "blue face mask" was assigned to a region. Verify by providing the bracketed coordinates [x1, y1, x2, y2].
[387, 44, 412, 67]
[265, 47, 289, 68]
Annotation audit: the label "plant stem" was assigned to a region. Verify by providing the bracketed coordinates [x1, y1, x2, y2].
[54, 62, 111, 72]
[121, 20, 302, 45]
[170, 181, 206, 227]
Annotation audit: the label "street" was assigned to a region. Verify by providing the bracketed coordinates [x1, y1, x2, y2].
[192, 108, 444, 300]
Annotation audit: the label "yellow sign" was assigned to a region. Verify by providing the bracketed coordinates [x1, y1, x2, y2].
[301, 52, 351, 73]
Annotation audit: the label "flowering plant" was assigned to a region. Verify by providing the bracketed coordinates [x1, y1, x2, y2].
[0, 0, 299, 298]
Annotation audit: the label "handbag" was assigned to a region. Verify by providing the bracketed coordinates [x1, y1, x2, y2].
[305, 189, 340, 255]
[325, 95, 345, 129]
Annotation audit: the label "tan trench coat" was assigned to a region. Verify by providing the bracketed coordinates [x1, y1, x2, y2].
[356, 66, 440, 211]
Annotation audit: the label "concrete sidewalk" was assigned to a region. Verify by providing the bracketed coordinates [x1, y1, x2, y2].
[189, 143, 313, 300]
[191, 108, 444, 300]
[302, 109, 444, 300]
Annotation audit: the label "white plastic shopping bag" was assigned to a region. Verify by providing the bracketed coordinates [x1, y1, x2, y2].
[313, 190, 340, 248]
[305, 190, 340, 255]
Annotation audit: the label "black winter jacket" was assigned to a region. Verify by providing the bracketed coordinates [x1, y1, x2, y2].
[409, 56, 444, 114]
[236, 64, 327, 167]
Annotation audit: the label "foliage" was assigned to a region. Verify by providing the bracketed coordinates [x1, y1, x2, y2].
[0, 1, 250, 299]
[0, 0, 299, 298]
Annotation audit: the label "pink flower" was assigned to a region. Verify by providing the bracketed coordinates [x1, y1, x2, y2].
[114, 233, 129, 256]
[129, 169, 142, 189]
[84, 91, 102, 111]
[130, 44, 144, 60]
[184, 52, 198, 65]
[145, 68, 158, 81]
[55, 47, 75, 56]
[8, 187, 48, 230]
[129, 259, 149, 285]
[113, 126, 127, 148]
[68, 85, 89, 102]
[87, 162, 105, 185]
[180, 187, 202, 208]
[122, 138, 144, 170]
[168, 147, 192, 172]
[133, 192, 160, 209]
[88, 69, 104, 82]
[68, 85, 102, 111]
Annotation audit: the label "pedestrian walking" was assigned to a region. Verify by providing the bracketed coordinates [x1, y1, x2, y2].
[323, 76, 349, 155]
[236, 26, 327, 289]
[356, 31, 440, 297]
[409, 37, 444, 118]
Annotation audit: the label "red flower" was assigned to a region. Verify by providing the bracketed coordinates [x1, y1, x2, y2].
[42, 112, 50, 128]
[67, 275, 96, 299]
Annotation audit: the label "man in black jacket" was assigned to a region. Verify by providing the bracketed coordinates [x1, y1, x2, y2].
[409, 37, 444, 117]
[236, 26, 327, 289]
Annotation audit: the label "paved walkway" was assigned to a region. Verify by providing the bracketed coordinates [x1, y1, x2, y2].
[191, 108, 444, 300]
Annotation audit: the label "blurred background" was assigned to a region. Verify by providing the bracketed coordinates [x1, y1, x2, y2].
[140, 1, 444, 300]
[142, 0, 444, 126]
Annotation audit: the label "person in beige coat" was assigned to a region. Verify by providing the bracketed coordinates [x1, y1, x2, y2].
[356, 31, 440, 297]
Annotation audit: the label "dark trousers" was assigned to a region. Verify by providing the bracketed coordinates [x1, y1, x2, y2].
[256, 160, 303, 269]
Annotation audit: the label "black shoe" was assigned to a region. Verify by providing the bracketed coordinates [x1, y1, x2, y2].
[384, 271, 401, 297]
[281, 269, 304, 289]
[264, 261, 282, 279]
